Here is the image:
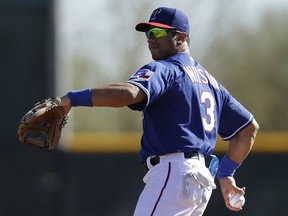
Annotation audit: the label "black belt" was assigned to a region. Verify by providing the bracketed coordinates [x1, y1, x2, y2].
[143, 151, 199, 172]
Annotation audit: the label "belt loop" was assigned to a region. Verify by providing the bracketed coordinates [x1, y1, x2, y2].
[146, 156, 153, 170]
[143, 156, 159, 172]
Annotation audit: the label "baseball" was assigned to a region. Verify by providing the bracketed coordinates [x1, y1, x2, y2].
[229, 193, 245, 208]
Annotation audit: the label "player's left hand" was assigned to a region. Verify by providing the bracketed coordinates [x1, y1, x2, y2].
[17, 97, 68, 151]
[59, 95, 72, 115]
[218, 177, 245, 211]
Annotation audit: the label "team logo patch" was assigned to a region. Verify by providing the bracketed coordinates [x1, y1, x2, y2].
[131, 69, 154, 81]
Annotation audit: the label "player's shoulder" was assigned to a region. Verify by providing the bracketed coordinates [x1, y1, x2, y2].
[145, 60, 171, 68]
[141, 61, 175, 75]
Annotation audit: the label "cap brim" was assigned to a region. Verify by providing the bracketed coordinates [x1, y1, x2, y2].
[135, 22, 175, 32]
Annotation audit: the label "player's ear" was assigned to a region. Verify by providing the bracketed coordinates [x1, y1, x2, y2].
[176, 32, 187, 45]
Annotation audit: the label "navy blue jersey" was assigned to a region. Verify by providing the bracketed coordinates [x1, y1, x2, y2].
[127, 53, 253, 163]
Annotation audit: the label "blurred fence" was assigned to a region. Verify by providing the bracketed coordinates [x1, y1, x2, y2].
[68, 131, 288, 153]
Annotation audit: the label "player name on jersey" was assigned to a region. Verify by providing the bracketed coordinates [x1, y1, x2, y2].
[183, 65, 220, 91]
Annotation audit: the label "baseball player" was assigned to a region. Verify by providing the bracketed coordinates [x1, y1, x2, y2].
[59, 7, 259, 216]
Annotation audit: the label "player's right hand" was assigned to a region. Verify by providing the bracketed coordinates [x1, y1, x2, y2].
[219, 177, 245, 211]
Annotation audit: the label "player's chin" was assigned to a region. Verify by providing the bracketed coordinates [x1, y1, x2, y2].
[151, 54, 160, 60]
[150, 50, 166, 60]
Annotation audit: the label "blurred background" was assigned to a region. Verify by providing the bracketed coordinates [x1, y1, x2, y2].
[1, 0, 288, 215]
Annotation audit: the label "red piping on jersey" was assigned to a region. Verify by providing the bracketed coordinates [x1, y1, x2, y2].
[150, 162, 172, 216]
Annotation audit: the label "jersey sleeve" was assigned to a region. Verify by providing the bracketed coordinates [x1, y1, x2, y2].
[218, 87, 254, 141]
[127, 62, 175, 111]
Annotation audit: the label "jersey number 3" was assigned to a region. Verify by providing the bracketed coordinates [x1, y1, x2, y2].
[201, 91, 216, 132]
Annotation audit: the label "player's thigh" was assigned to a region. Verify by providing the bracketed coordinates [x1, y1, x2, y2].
[134, 163, 170, 215]
[135, 162, 202, 216]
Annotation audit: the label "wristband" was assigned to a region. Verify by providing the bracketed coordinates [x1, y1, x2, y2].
[217, 155, 240, 179]
[67, 88, 93, 107]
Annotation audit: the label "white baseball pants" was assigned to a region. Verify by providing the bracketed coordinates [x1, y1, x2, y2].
[134, 153, 215, 216]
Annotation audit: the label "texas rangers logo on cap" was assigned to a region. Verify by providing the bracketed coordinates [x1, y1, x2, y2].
[135, 7, 190, 35]
[150, 8, 162, 21]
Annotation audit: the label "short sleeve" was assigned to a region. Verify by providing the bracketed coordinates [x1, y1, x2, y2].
[127, 62, 175, 111]
[218, 90, 253, 141]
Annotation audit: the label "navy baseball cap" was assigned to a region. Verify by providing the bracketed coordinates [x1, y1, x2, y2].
[135, 7, 190, 35]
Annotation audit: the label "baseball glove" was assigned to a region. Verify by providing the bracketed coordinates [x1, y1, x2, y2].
[17, 97, 68, 151]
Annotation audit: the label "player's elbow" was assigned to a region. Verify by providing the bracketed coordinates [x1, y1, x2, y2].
[108, 83, 146, 108]
[126, 83, 147, 104]
[250, 118, 259, 138]
[238, 118, 259, 146]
